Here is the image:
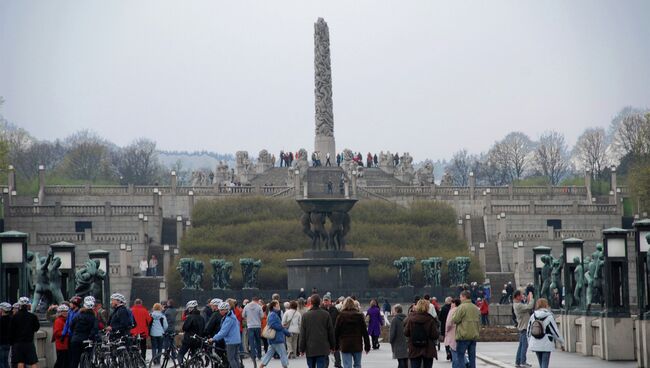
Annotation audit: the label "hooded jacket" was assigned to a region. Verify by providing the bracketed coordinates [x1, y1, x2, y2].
[388, 312, 408, 359]
[212, 310, 241, 345]
[150, 311, 169, 337]
[526, 309, 564, 352]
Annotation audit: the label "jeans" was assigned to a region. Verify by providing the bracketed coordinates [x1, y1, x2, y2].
[481, 315, 489, 326]
[247, 327, 262, 359]
[325, 350, 341, 367]
[151, 336, 163, 362]
[150, 266, 158, 276]
[227, 344, 240, 368]
[163, 334, 177, 358]
[410, 357, 433, 368]
[341, 351, 361, 368]
[261, 343, 288, 367]
[454, 340, 476, 368]
[397, 358, 408, 368]
[535, 351, 551, 368]
[0, 345, 9, 368]
[515, 330, 528, 365]
[306, 355, 328, 368]
[286, 334, 299, 357]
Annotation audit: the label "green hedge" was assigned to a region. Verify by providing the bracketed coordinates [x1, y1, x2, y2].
[173, 197, 483, 291]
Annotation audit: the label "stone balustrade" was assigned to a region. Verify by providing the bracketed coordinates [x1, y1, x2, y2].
[36, 232, 86, 244]
[35, 231, 139, 245]
[505, 228, 601, 241]
[490, 203, 618, 215]
[9, 204, 155, 217]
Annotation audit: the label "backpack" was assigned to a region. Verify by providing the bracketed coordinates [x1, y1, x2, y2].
[530, 316, 547, 339]
[126, 308, 137, 329]
[410, 321, 429, 347]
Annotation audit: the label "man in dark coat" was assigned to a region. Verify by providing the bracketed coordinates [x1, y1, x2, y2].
[389, 304, 408, 368]
[9, 297, 40, 368]
[299, 294, 335, 368]
[322, 295, 341, 368]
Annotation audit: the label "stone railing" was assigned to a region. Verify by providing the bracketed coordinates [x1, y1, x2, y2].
[36, 232, 86, 244]
[506, 230, 549, 240]
[35, 231, 140, 244]
[44, 184, 292, 197]
[505, 228, 601, 241]
[92, 232, 139, 242]
[9, 204, 155, 217]
[490, 203, 618, 215]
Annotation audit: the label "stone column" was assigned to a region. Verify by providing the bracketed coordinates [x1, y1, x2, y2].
[163, 244, 171, 279]
[1, 189, 8, 215]
[188, 191, 194, 219]
[37, 164, 45, 204]
[170, 171, 178, 192]
[464, 214, 472, 249]
[351, 173, 357, 198]
[176, 216, 183, 247]
[153, 190, 161, 216]
[7, 164, 16, 194]
[478, 242, 486, 270]
[313, 18, 336, 159]
[303, 182, 308, 198]
[138, 216, 146, 244]
[585, 168, 592, 200]
[611, 165, 618, 204]
[119, 245, 128, 277]
[84, 228, 92, 245]
[469, 172, 475, 201]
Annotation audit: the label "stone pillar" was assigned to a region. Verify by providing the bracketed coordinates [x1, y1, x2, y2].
[119, 244, 128, 277]
[153, 191, 160, 216]
[176, 216, 183, 247]
[478, 242, 486, 271]
[84, 228, 92, 245]
[170, 171, 178, 192]
[529, 200, 535, 215]
[636, 319, 650, 368]
[7, 164, 16, 194]
[293, 170, 301, 199]
[104, 201, 112, 217]
[303, 182, 309, 198]
[143, 216, 149, 244]
[163, 244, 171, 279]
[464, 214, 472, 249]
[575, 315, 595, 356]
[313, 18, 336, 161]
[159, 282, 168, 304]
[37, 164, 45, 205]
[469, 172, 475, 201]
[139, 216, 146, 244]
[547, 226, 555, 239]
[344, 179, 350, 199]
[2, 189, 9, 216]
[610, 165, 617, 198]
[508, 184, 513, 200]
[585, 168, 592, 200]
[351, 173, 357, 198]
[188, 191, 195, 219]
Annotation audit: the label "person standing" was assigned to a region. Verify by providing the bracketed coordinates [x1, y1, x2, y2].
[478, 298, 489, 326]
[388, 304, 408, 368]
[69, 298, 98, 368]
[149, 255, 159, 277]
[62, 296, 82, 343]
[322, 295, 342, 368]
[150, 303, 168, 364]
[444, 299, 461, 365]
[527, 298, 564, 368]
[130, 299, 152, 360]
[334, 298, 370, 368]
[107, 293, 131, 337]
[163, 299, 178, 358]
[282, 301, 301, 359]
[366, 299, 383, 350]
[513, 289, 534, 368]
[259, 300, 291, 368]
[0, 302, 13, 368]
[243, 296, 264, 361]
[139, 257, 149, 276]
[423, 295, 437, 318]
[299, 294, 335, 368]
[326, 152, 332, 167]
[404, 299, 439, 368]
[8, 297, 40, 368]
[211, 302, 242, 368]
[451, 290, 480, 368]
[381, 299, 391, 325]
[52, 305, 70, 368]
[178, 300, 205, 364]
[438, 297, 453, 361]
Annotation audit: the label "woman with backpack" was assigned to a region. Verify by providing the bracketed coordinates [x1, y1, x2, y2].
[404, 299, 439, 368]
[527, 298, 564, 368]
[150, 303, 169, 364]
[335, 297, 370, 368]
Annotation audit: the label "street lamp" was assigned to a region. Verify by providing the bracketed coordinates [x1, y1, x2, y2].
[50, 241, 76, 300]
[0, 231, 29, 303]
[602, 227, 630, 317]
[633, 219, 650, 317]
[562, 238, 584, 311]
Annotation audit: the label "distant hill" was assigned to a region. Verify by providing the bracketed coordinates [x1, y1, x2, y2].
[157, 150, 235, 171]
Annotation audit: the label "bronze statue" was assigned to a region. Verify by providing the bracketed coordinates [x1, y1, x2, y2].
[301, 212, 328, 250]
[549, 255, 563, 309]
[211, 259, 233, 290]
[394, 257, 415, 287]
[572, 256, 585, 309]
[327, 211, 350, 250]
[31, 252, 65, 312]
[177, 258, 194, 290]
[539, 255, 552, 301]
[74, 259, 106, 301]
[240, 258, 262, 289]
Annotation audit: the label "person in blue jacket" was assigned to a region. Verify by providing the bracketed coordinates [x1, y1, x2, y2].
[259, 300, 291, 368]
[211, 302, 241, 368]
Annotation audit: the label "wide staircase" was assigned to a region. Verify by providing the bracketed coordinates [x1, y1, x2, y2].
[361, 167, 408, 186]
[250, 167, 291, 186]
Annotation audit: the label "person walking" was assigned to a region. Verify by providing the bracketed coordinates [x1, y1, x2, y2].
[150, 303, 168, 364]
[513, 289, 534, 368]
[243, 296, 264, 361]
[334, 297, 370, 368]
[0, 302, 13, 368]
[52, 305, 70, 368]
[438, 297, 453, 361]
[444, 299, 461, 365]
[404, 299, 439, 368]
[211, 302, 242, 368]
[451, 290, 480, 368]
[69, 298, 98, 368]
[130, 299, 152, 360]
[299, 294, 335, 368]
[282, 300, 301, 359]
[322, 295, 341, 368]
[388, 304, 408, 368]
[149, 255, 159, 277]
[527, 298, 564, 368]
[8, 297, 40, 368]
[259, 300, 291, 368]
[163, 299, 178, 358]
[366, 299, 383, 350]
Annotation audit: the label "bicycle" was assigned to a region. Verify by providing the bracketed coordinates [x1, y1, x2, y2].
[149, 332, 179, 368]
[183, 335, 222, 368]
[128, 334, 148, 368]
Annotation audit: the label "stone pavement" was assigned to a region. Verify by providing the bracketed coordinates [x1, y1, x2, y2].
[257, 342, 637, 367]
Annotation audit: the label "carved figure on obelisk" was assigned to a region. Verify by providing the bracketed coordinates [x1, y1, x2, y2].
[314, 18, 336, 159]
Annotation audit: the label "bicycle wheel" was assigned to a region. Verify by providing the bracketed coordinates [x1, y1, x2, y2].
[79, 352, 92, 368]
[149, 352, 178, 368]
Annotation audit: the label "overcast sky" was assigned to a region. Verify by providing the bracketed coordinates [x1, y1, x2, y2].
[1, 1, 649, 160]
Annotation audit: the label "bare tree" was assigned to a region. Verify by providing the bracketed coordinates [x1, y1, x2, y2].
[445, 149, 471, 186]
[60, 130, 114, 181]
[534, 131, 569, 185]
[613, 113, 650, 158]
[574, 128, 609, 178]
[486, 132, 533, 183]
[116, 138, 163, 185]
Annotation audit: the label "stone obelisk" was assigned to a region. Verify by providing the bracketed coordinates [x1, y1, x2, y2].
[314, 18, 336, 161]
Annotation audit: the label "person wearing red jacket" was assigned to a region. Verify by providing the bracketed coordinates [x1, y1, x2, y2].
[130, 299, 153, 360]
[478, 298, 490, 326]
[52, 305, 70, 368]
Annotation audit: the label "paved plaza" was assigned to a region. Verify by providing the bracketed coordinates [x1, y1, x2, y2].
[246, 342, 638, 368]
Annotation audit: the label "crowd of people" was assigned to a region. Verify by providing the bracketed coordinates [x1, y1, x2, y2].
[278, 150, 403, 169]
[0, 285, 565, 368]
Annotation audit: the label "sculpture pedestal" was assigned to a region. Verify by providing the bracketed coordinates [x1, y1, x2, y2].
[286, 250, 369, 292]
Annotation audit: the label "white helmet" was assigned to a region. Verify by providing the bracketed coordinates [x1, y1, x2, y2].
[110, 293, 126, 304]
[186, 300, 198, 310]
[57, 305, 70, 312]
[84, 300, 95, 309]
[210, 298, 223, 306]
[0, 302, 12, 312]
[18, 297, 30, 306]
[84, 296, 95, 304]
[218, 302, 230, 311]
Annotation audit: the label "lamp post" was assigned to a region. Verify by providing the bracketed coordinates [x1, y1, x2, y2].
[0, 231, 29, 303]
[562, 238, 584, 311]
[88, 250, 110, 308]
[634, 219, 650, 318]
[602, 227, 630, 317]
[50, 241, 76, 300]
[533, 246, 551, 299]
